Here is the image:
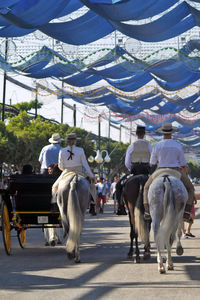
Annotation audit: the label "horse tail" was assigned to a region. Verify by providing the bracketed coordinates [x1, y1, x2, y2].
[134, 183, 149, 245]
[66, 175, 83, 254]
[156, 178, 176, 252]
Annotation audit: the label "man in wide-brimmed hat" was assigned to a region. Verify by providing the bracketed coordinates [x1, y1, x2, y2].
[39, 133, 64, 246]
[39, 133, 63, 175]
[143, 122, 195, 222]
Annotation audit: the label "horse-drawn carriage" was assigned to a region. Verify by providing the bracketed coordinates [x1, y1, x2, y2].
[0, 174, 61, 255]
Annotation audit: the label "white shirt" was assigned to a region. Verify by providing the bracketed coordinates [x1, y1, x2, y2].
[58, 145, 94, 178]
[110, 181, 117, 194]
[125, 139, 152, 171]
[96, 182, 107, 196]
[150, 139, 186, 168]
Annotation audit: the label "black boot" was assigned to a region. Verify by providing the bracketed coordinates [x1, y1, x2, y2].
[183, 204, 193, 223]
[89, 203, 96, 216]
[116, 204, 127, 215]
[144, 204, 151, 221]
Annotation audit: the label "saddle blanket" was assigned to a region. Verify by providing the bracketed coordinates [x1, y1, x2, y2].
[152, 168, 181, 181]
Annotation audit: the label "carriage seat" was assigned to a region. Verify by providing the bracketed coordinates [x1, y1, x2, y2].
[8, 174, 58, 212]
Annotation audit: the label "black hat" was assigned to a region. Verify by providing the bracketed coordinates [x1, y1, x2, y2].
[136, 125, 146, 134]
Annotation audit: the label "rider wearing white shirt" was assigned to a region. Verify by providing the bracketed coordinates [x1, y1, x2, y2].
[59, 144, 93, 178]
[52, 132, 96, 214]
[143, 123, 195, 222]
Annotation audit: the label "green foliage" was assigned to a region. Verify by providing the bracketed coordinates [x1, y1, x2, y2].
[13, 100, 43, 112]
[5, 111, 69, 171]
[188, 162, 200, 178]
[0, 121, 16, 165]
[0, 112, 129, 176]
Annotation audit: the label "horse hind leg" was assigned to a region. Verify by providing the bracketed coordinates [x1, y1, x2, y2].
[127, 223, 134, 259]
[166, 240, 174, 271]
[74, 240, 81, 263]
[143, 220, 151, 260]
[143, 241, 151, 260]
[157, 252, 166, 274]
[134, 234, 140, 263]
[176, 221, 184, 256]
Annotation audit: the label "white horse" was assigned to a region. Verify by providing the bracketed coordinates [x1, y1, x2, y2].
[56, 173, 90, 263]
[148, 175, 188, 273]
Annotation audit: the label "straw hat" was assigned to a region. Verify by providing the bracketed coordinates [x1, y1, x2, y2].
[157, 123, 176, 134]
[48, 133, 63, 144]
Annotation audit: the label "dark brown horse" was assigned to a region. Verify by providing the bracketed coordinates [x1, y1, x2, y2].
[116, 174, 151, 263]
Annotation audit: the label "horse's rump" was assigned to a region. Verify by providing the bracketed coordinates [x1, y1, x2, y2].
[149, 176, 187, 216]
[123, 174, 148, 205]
[123, 175, 149, 244]
[149, 175, 187, 252]
[56, 174, 90, 255]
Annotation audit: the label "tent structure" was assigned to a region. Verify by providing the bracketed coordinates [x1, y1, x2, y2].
[0, 0, 200, 157]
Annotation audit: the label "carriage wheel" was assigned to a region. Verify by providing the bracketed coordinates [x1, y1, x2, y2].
[1, 201, 11, 255]
[17, 228, 26, 248]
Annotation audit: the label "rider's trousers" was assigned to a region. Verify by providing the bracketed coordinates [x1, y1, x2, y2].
[143, 168, 195, 208]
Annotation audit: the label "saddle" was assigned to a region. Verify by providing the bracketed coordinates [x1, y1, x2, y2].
[151, 168, 181, 181]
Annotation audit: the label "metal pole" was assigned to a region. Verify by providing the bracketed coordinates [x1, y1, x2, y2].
[108, 110, 111, 139]
[129, 121, 132, 144]
[98, 115, 101, 177]
[73, 104, 76, 127]
[61, 81, 64, 124]
[35, 83, 38, 118]
[114, 30, 117, 60]
[119, 125, 122, 142]
[2, 38, 8, 121]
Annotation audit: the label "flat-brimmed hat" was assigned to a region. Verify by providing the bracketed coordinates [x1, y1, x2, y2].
[136, 125, 146, 134]
[66, 132, 80, 141]
[49, 133, 63, 144]
[157, 123, 176, 134]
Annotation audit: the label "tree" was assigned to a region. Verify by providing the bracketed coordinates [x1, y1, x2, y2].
[0, 111, 129, 177]
[13, 100, 43, 112]
[188, 162, 200, 179]
[6, 111, 69, 171]
[0, 120, 16, 165]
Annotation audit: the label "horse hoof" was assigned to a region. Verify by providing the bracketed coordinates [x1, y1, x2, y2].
[67, 251, 75, 260]
[75, 259, 81, 263]
[127, 252, 133, 259]
[143, 252, 151, 260]
[176, 246, 184, 256]
[135, 257, 140, 263]
[167, 265, 174, 271]
[159, 269, 166, 274]
[50, 240, 56, 247]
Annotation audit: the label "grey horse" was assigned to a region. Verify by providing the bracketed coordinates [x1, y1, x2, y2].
[56, 174, 90, 263]
[148, 175, 187, 273]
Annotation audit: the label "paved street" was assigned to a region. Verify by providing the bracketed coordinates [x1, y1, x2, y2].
[0, 190, 200, 300]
